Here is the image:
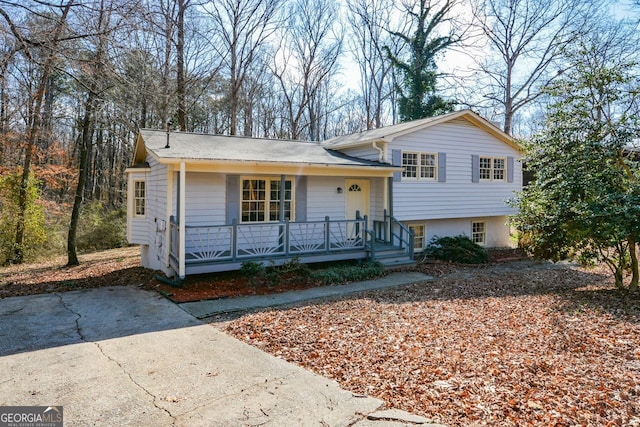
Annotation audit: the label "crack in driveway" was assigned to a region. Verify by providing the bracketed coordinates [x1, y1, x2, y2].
[56, 293, 177, 425]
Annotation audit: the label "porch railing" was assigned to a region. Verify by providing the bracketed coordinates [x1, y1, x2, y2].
[169, 216, 367, 265]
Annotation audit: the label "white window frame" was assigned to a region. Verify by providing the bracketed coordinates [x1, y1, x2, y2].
[402, 151, 437, 180]
[240, 177, 295, 223]
[479, 156, 506, 182]
[133, 180, 146, 218]
[408, 223, 427, 252]
[472, 221, 486, 246]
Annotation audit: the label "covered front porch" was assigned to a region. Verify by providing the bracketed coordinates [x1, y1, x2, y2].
[169, 215, 371, 276]
[163, 157, 402, 278]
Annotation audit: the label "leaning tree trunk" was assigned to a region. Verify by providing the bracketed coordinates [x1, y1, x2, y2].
[67, 89, 96, 266]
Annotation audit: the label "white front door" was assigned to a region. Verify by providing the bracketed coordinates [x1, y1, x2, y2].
[345, 179, 370, 219]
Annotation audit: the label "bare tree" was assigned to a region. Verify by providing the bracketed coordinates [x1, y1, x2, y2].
[175, 0, 190, 131]
[67, 0, 133, 266]
[0, 0, 75, 263]
[471, 0, 597, 135]
[271, 0, 343, 140]
[346, 0, 394, 129]
[205, 0, 281, 136]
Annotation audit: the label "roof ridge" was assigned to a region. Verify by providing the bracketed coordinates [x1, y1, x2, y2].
[139, 128, 317, 145]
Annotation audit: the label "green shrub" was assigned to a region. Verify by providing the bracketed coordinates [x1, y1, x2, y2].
[424, 235, 489, 264]
[76, 201, 127, 252]
[0, 172, 46, 264]
[312, 262, 384, 286]
[240, 261, 266, 278]
[278, 257, 311, 278]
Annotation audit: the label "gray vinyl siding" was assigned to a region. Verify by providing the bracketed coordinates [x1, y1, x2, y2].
[185, 172, 226, 226]
[392, 118, 521, 221]
[143, 156, 168, 270]
[369, 177, 384, 222]
[306, 176, 346, 221]
[338, 145, 381, 162]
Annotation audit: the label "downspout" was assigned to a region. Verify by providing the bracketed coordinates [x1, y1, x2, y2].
[372, 141, 385, 162]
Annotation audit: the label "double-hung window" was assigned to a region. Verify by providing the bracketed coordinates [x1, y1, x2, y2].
[241, 178, 293, 223]
[409, 224, 426, 252]
[134, 181, 146, 217]
[479, 157, 506, 181]
[472, 221, 486, 245]
[402, 152, 437, 180]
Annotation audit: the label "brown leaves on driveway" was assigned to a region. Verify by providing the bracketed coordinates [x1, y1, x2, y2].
[223, 261, 640, 426]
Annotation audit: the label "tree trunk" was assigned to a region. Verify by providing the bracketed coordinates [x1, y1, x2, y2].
[629, 236, 638, 292]
[503, 67, 513, 135]
[67, 89, 96, 266]
[67, 0, 106, 266]
[176, 0, 187, 131]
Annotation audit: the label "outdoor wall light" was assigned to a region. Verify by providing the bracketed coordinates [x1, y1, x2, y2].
[337, 187, 343, 194]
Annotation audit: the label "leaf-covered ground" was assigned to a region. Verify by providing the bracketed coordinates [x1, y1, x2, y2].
[221, 261, 640, 426]
[0, 246, 153, 298]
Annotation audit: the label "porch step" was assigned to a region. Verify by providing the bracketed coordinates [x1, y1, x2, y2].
[371, 246, 416, 269]
[376, 256, 416, 270]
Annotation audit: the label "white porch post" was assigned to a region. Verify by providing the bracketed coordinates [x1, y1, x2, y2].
[164, 167, 174, 268]
[179, 161, 186, 279]
[279, 174, 285, 222]
[383, 176, 389, 221]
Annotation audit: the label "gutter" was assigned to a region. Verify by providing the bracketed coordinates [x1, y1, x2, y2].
[154, 157, 399, 171]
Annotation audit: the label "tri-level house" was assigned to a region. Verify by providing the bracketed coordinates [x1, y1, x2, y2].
[126, 109, 522, 280]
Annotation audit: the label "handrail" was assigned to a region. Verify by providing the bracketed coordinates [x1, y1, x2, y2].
[384, 210, 415, 259]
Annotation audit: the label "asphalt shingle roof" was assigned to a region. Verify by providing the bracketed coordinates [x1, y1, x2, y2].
[139, 129, 389, 167]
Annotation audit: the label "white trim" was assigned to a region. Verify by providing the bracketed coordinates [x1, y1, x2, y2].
[133, 180, 146, 218]
[127, 174, 133, 242]
[401, 151, 438, 181]
[479, 156, 506, 182]
[239, 176, 295, 223]
[471, 220, 487, 246]
[408, 223, 427, 252]
[179, 162, 186, 279]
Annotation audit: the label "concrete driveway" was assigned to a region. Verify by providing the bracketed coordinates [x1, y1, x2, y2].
[0, 286, 438, 426]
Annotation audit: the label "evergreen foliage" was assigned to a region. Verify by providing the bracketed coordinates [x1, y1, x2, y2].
[384, 0, 457, 121]
[510, 37, 640, 292]
[424, 235, 489, 264]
